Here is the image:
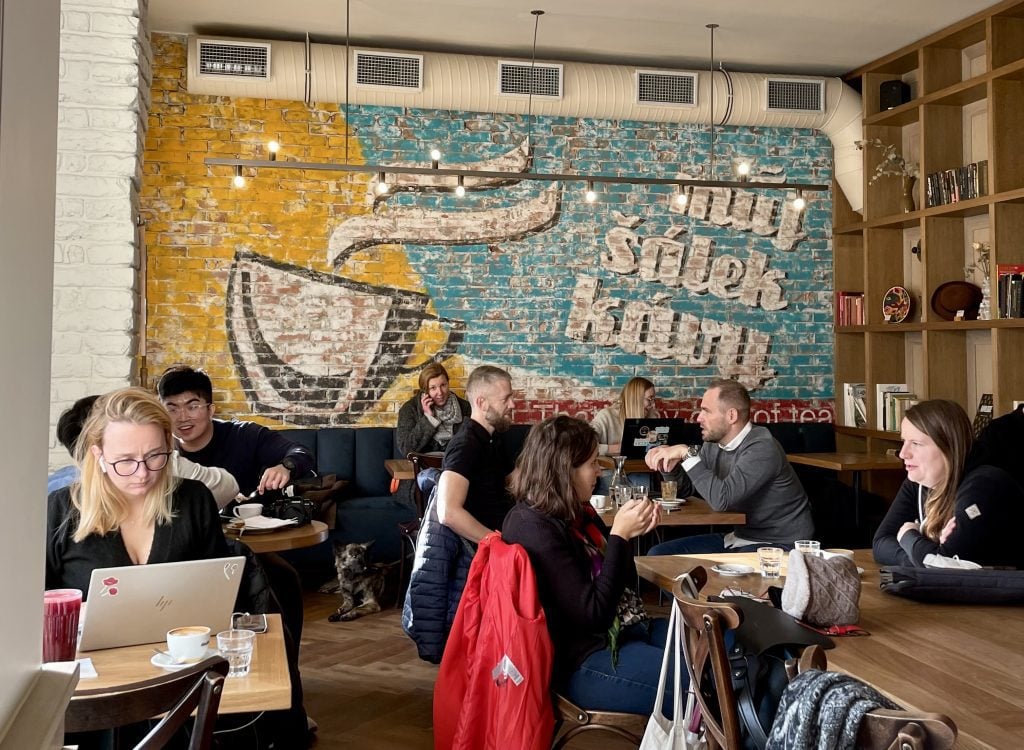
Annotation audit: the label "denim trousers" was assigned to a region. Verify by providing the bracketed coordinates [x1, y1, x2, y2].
[563, 618, 678, 718]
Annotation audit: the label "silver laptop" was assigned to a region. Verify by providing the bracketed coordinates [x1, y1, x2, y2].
[78, 556, 246, 651]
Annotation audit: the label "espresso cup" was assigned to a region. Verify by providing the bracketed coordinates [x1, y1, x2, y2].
[232, 503, 262, 519]
[166, 625, 211, 663]
[589, 494, 608, 511]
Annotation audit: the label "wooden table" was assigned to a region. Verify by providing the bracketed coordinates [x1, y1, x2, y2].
[75, 614, 292, 713]
[786, 452, 904, 528]
[225, 520, 329, 553]
[385, 458, 415, 481]
[598, 497, 745, 527]
[636, 551, 1024, 750]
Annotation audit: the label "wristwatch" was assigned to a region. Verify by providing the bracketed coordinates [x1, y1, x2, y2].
[281, 456, 297, 472]
[686, 444, 701, 459]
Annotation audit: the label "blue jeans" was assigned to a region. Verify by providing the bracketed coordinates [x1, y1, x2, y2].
[648, 533, 793, 556]
[563, 619, 678, 718]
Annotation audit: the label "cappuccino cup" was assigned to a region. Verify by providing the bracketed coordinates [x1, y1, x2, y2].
[589, 494, 608, 511]
[166, 625, 211, 663]
[232, 503, 262, 519]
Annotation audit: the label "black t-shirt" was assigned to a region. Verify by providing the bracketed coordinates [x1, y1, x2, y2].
[441, 419, 514, 532]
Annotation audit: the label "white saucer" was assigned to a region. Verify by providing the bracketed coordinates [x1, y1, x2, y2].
[711, 563, 755, 576]
[151, 646, 218, 671]
[658, 500, 684, 508]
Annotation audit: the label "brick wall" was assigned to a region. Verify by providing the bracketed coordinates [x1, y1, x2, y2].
[50, 0, 150, 468]
[141, 33, 835, 428]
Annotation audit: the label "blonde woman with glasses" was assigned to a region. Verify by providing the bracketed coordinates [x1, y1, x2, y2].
[46, 387, 230, 592]
[590, 377, 659, 455]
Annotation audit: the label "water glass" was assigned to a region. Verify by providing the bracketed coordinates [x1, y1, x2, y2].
[216, 628, 256, 677]
[632, 485, 649, 503]
[757, 547, 784, 578]
[660, 480, 678, 502]
[43, 589, 82, 662]
[795, 539, 821, 557]
[614, 485, 632, 508]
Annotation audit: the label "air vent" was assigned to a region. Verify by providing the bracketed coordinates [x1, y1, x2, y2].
[197, 39, 271, 79]
[498, 61, 563, 98]
[765, 77, 825, 113]
[354, 51, 423, 90]
[636, 70, 698, 107]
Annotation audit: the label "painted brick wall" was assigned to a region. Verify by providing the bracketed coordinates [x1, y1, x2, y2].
[50, 0, 150, 468]
[142, 34, 835, 428]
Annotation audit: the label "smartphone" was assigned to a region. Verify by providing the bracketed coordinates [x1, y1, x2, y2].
[232, 612, 268, 633]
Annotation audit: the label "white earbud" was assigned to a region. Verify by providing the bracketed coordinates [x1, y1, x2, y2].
[98, 457, 108, 474]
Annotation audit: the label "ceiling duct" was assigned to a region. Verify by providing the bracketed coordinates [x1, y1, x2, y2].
[354, 50, 422, 91]
[498, 61, 563, 98]
[196, 39, 271, 79]
[186, 36, 864, 211]
[765, 77, 825, 113]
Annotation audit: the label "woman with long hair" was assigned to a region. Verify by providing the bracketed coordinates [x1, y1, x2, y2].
[502, 416, 676, 716]
[590, 376, 658, 455]
[873, 399, 1024, 568]
[46, 387, 229, 592]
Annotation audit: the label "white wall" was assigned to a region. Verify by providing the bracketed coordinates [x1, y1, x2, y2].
[49, 0, 149, 469]
[0, 0, 60, 738]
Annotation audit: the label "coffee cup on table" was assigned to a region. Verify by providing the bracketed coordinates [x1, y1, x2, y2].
[822, 548, 855, 560]
[589, 494, 608, 511]
[232, 503, 262, 519]
[166, 625, 211, 663]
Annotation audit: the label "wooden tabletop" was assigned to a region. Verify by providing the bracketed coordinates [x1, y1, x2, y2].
[786, 452, 904, 472]
[636, 551, 1024, 749]
[225, 520, 329, 553]
[75, 614, 291, 713]
[598, 497, 745, 526]
[385, 458, 415, 481]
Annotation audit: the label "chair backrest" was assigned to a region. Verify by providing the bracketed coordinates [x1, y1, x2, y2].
[672, 569, 745, 750]
[65, 655, 229, 750]
[407, 451, 444, 518]
[788, 646, 957, 750]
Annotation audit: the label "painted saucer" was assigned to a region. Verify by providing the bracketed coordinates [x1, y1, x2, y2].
[711, 563, 755, 576]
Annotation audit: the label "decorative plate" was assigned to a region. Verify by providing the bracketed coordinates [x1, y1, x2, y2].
[930, 281, 982, 321]
[882, 286, 912, 323]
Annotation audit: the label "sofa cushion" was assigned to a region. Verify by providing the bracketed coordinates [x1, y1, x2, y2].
[316, 428, 356, 479]
[353, 427, 399, 497]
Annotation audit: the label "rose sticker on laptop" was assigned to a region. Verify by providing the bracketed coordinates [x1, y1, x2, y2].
[100, 576, 119, 597]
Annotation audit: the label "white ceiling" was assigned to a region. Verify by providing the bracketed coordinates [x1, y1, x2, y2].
[149, 0, 996, 76]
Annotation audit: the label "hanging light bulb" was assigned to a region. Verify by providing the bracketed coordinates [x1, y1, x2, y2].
[455, 175, 466, 197]
[793, 190, 806, 211]
[232, 165, 245, 188]
[430, 148, 442, 169]
[584, 180, 597, 203]
[375, 171, 389, 195]
[736, 161, 751, 179]
[675, 186, 688, 207]
[267, 140, 280, 161]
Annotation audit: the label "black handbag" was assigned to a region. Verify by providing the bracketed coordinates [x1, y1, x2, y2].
[880, 566, 1024, 604]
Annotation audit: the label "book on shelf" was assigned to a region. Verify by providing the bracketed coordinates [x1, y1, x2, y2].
[924, 160, 988, 208]
[886, 392, 918, 432]
[997, 264, 1024, 319]
[835, 292, 864, 326]
[875, 383, 909, 431]
[842, 382, 868, 428]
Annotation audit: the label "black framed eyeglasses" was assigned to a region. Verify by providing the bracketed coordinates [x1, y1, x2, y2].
[102, 451, 172, 477]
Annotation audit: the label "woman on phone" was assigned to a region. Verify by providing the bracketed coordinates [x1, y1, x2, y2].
[873, 399, 1024, 568]
[502, 415, 674, 716]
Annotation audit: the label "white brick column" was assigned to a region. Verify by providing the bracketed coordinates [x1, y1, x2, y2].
[50, 0, 150, 468]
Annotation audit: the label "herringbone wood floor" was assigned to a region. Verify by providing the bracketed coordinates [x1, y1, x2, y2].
[300, 591, 643, 749]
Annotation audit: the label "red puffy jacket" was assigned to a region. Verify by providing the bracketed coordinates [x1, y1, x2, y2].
[433, 532, 555, 750]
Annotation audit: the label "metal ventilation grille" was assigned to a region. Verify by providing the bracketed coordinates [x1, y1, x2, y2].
[499, 62, 562, 98]
[355, 51, 423, 90]
[197, 40, 270, 78]
[765, 78, 825, 112]
[636, 71, 697, 106]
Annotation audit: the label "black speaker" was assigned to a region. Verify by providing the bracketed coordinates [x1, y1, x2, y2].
[879, 80, 910, 111]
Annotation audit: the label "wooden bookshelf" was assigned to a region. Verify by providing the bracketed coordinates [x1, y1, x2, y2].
[835, 0, 1024, 442]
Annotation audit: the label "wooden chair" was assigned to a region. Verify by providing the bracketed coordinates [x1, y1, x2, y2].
[396, 451, 445, 604]
[65, 654, 229, 749]
[672, 573, 957, 750]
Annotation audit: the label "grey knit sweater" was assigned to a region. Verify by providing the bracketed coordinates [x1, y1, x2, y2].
[668, 425, 814, 544]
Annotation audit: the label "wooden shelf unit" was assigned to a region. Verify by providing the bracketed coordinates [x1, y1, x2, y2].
[836, 0, 1024, 447]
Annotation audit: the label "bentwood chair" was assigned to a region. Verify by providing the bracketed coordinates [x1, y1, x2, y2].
[65, 655, 229, 750]
[396, 451, 445, 604]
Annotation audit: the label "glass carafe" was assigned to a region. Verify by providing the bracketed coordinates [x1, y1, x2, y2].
[608, 455, 633, 507]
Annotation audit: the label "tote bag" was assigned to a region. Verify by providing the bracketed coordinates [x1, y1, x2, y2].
[639, 596, 706, 750]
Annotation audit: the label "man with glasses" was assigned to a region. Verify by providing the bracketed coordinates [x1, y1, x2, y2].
[48, 394, 240, 506]
[157, 365, 314, 496]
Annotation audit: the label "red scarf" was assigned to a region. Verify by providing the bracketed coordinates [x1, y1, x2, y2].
[570, 503, 607, 579]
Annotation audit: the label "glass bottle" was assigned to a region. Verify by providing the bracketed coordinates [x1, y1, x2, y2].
[608, 455, 632, 507]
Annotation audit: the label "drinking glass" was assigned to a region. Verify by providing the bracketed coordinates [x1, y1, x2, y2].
[632, 485, 649, 503]
[795, 540, 821, 557]
[43, 589, 82, 663]
[217, 629, 256, 677]
[615, 485, 632, 508]
[660, 480, 678, 502]
[757, 547, 784, 578]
